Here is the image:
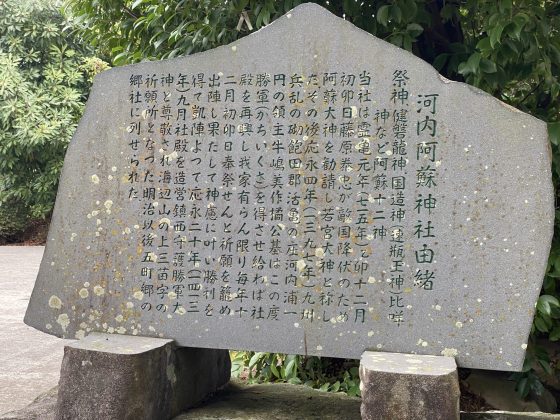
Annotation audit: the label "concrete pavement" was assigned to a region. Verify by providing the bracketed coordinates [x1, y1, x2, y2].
[0, 246, 70, 415]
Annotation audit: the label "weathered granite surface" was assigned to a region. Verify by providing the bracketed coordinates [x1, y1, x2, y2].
[360, 351, 460, 420]
[25, 3, 553, 371]
[54, 333, 230, 420]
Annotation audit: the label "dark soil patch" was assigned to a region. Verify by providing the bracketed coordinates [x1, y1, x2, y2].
[0, 218, 49, 246]
[460, 379, 496, 412]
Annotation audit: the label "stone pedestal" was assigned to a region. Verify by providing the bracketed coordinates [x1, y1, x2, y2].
[359, 351, 460, 420]
[54, 333, 230, 420]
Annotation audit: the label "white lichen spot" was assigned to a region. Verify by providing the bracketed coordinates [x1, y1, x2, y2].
[70, 232, 77, 242]
[231, 45, 237, 52]
[75, 330, 85, 340]
[521, 343, 528, 350]
[48, 295, 62, 309]
[315, 248, 325, 258]
[435, 305, 442, 311]
[376, 344, 383, 349]
[124, 227, 131, 234]
[316, 345, 323, 351]
[441, 348, 458, 357]
[148, 326, 156, 332]
[45, 324, 52, 330]
[96, 219, 102, 226]
[296, 260, 306, 271]
[294, 323, 300, 328]
[176, 306, 186, 315]
[126, 302, 134, 309]
[111, 166, 117, 172]
[79, 288, 89, 299]
[116, 326, 126, 334]
[159, 217, 171, 226]
[133, 291, 144, 300]
[91, 174, 100, 184]
[168, 291, 177, 299]
[368, 276, 376, 284]
[56, 313, 70, 332]
[455, 321, 463, 329]
[93, 285, 105, 296]
[115, 314, 124, 322]
[104, 200, 113, 210]
[368, 331, 374, 337]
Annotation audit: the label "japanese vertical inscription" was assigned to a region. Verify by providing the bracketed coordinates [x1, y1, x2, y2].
[25, 4, 554, 371]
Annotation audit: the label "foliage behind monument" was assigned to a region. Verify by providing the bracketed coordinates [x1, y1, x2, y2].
[0, 0, 108, 238]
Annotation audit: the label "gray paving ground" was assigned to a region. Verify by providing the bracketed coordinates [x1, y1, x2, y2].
[0, 247, 70, 415]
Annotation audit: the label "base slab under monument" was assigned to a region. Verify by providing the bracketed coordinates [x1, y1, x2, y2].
[3, 379, 560, 420]
[53, 333, 230, 420]
[359, 351, 460, 420]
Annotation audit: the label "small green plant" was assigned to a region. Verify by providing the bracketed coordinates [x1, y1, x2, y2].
[231, 351, 361, 397]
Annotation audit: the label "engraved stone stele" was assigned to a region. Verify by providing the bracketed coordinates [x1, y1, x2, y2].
[54, 333, 230, 420]
[25, 2, 553, 373]
[359, 351, 460, 420]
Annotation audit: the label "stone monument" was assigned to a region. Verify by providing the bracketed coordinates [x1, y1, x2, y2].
[25, 3, 554, 419]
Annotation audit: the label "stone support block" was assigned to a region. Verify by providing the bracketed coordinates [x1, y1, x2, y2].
[359, 351, 460, 420]
[54, 333, 230, 420]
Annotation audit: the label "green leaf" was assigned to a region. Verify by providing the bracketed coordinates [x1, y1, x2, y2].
[516, 377, 529, 398]
[331, 381, 341, 392]
[319, 382, 330, 392]
[377, 5, 389, 27]
[270, 360, 280, 378]
[249, 352, 265, 368]
[490, 23, 505, 48]
[131, 0, 145, 10]
[406, 23, 423, 37]
[535, 317, 550, 333]
[550, 326, 560, 341]
[390, 5, 402, 24]
[479, 59, 497, 73]
[433, 54, 448, 71]
[476, 37, 491, 52]
[458, 52, 481, 76]
[549, 122, 560, 146]
[284, 357, 297, 379]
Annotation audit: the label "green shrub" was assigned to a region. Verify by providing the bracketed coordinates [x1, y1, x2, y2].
[0, 198, 29, 239]
[0, 0, 108, 223]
